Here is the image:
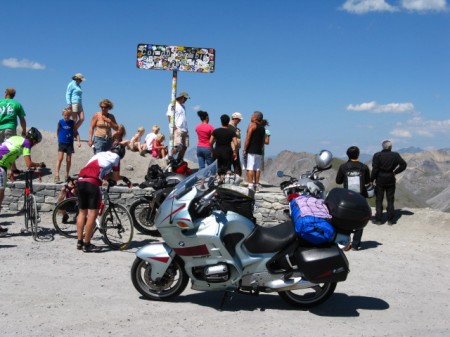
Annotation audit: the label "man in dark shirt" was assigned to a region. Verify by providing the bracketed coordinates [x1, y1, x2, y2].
[371, 140, 407, 225]
[336, 146, 371, 251]
[243, 111, 266, 191]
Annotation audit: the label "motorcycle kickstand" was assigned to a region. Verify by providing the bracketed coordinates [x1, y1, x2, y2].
[218, 291, 233, 311]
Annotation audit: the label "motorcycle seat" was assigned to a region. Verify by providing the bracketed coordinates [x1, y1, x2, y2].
[244, 221, 297, 254]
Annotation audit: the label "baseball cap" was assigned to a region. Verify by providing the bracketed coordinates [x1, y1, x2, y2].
[231, 112, 243, 120]
[177, 91, 190, 99]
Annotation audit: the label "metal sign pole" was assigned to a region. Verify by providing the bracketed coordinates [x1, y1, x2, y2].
[169, 70, 177, 155]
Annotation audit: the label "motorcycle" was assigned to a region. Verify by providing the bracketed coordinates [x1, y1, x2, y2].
[129, 157, 187, 236]
[131, 152, 370, 308]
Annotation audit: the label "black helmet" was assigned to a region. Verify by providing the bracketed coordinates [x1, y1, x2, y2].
[26, 127, 42, 144]
[110, 143, 126, 159]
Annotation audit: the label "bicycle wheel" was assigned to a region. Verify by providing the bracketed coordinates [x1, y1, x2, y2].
[101, 204, 134, 250]
[129, 198, 161, 236]
[52, 197, 79, 238]
[23, 193, 30, 232]
[29, 195, 39, 240]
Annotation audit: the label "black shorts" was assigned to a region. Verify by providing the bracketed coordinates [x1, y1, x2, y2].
[77, 182, 101, 210]
[58, 143, 75, 154]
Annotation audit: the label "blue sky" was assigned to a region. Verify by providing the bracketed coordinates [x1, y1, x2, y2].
[1, 0, 449, 157]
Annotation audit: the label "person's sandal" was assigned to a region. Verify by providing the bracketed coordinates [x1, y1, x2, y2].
[54, 176, 61, 183]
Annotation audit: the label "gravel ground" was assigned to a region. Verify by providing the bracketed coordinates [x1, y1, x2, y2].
[0, 207, 449, 337]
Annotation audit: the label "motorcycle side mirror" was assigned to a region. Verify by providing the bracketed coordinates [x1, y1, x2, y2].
[276, 171, 284, 178]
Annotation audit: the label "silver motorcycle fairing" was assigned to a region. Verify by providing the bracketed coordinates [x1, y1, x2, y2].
[135, 242, 174, 281]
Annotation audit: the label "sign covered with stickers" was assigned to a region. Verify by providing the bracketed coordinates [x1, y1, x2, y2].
[136, 44, 215, 73]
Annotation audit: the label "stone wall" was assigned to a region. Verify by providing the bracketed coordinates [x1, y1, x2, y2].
[4, 182, 289, 225]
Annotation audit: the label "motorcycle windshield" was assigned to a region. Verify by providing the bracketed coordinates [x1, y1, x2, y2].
[173, 160, 218, 199]
[294, 157, 315, 180]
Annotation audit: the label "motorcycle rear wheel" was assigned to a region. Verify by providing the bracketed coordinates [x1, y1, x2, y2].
[131, 257, 189, 301]
[278, 282, 337, 308]
[129, 199, 161, 236]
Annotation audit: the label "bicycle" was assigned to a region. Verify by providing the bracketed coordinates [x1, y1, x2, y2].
[52, 179, 134, 250]
[22, 168, 42, 240]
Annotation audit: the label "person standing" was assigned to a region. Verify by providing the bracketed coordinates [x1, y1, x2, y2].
[210, 114, 237, 175]
[166, 92, 190, 161]
[0, 128, 45, 235]
[66, 73, 85, 130]
[228, 112, 243, 176]
[260, 119, 270, 172]
[76, 143, 127, 252]
[55, 108, 81, 183]
[195, 110, 214, 170]
[88, 99, 118, 154]
[243, 111, 266, 191]
[371, 140, 407, 225]
[0, 88, 27, 175]
[336, 146, 371, 251]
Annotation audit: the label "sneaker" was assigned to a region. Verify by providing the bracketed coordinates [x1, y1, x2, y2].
[62, 213, 69, 224]
[83, 243, 103, 253]
[0, 227, 8, 236]
[76, 241, 84, 250]
[255, 184, 262, 192]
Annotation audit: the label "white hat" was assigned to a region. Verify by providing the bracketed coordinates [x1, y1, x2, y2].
[177, 91, 190, 99]
[73, 73, 85, 81]
[231, 112, 243, 120]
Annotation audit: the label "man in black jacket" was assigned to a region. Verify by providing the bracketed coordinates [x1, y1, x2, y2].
[371, 140, 407, 225]
[336, 146, 371, 250]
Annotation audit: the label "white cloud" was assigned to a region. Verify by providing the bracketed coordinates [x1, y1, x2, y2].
[390, 117, 450, 138]
[340, 0, 397, 14]
[390, 128, 412, 137]
[401, 0, 447, 12]
[346, 101, 415, 113]
[1, 58, 46, 70]
[341, 0, 447, 13]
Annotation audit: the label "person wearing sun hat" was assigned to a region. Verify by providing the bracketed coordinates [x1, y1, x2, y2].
[228, 112, 243, 175]
[166, 91, 190, 161]
[66, 73, 86, 130]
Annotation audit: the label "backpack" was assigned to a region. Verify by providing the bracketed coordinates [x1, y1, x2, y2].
[145, 164, 164, 181]
[343, 162, 367, 197]
[290, 196, 335, 245]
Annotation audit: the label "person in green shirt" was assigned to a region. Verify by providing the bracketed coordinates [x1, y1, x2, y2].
[0, 127, 45, 235]
[0, 88, 27, 175]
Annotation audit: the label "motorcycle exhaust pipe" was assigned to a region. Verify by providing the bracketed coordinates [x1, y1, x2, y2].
[263, 276, 317, 292]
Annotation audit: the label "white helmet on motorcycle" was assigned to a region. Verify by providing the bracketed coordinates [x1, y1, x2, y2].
[315, 150, 333, 170]
[366, 185, 375, 198]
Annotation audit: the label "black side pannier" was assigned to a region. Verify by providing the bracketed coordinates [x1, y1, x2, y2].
[325, 188, 372, 232]
[296, 245, 349, 283]
[141, 164, 166, 189]
[216, 184, 255, 221]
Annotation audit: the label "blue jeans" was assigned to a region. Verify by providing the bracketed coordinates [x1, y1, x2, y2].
[197, 146, 213, 169]
[93, 136, 112, 154]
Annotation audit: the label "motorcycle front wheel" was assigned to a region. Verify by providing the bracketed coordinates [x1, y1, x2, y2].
[131, 257, 189, 301]
[129, 199, 161, 236]
[278, 282, 337, 308]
